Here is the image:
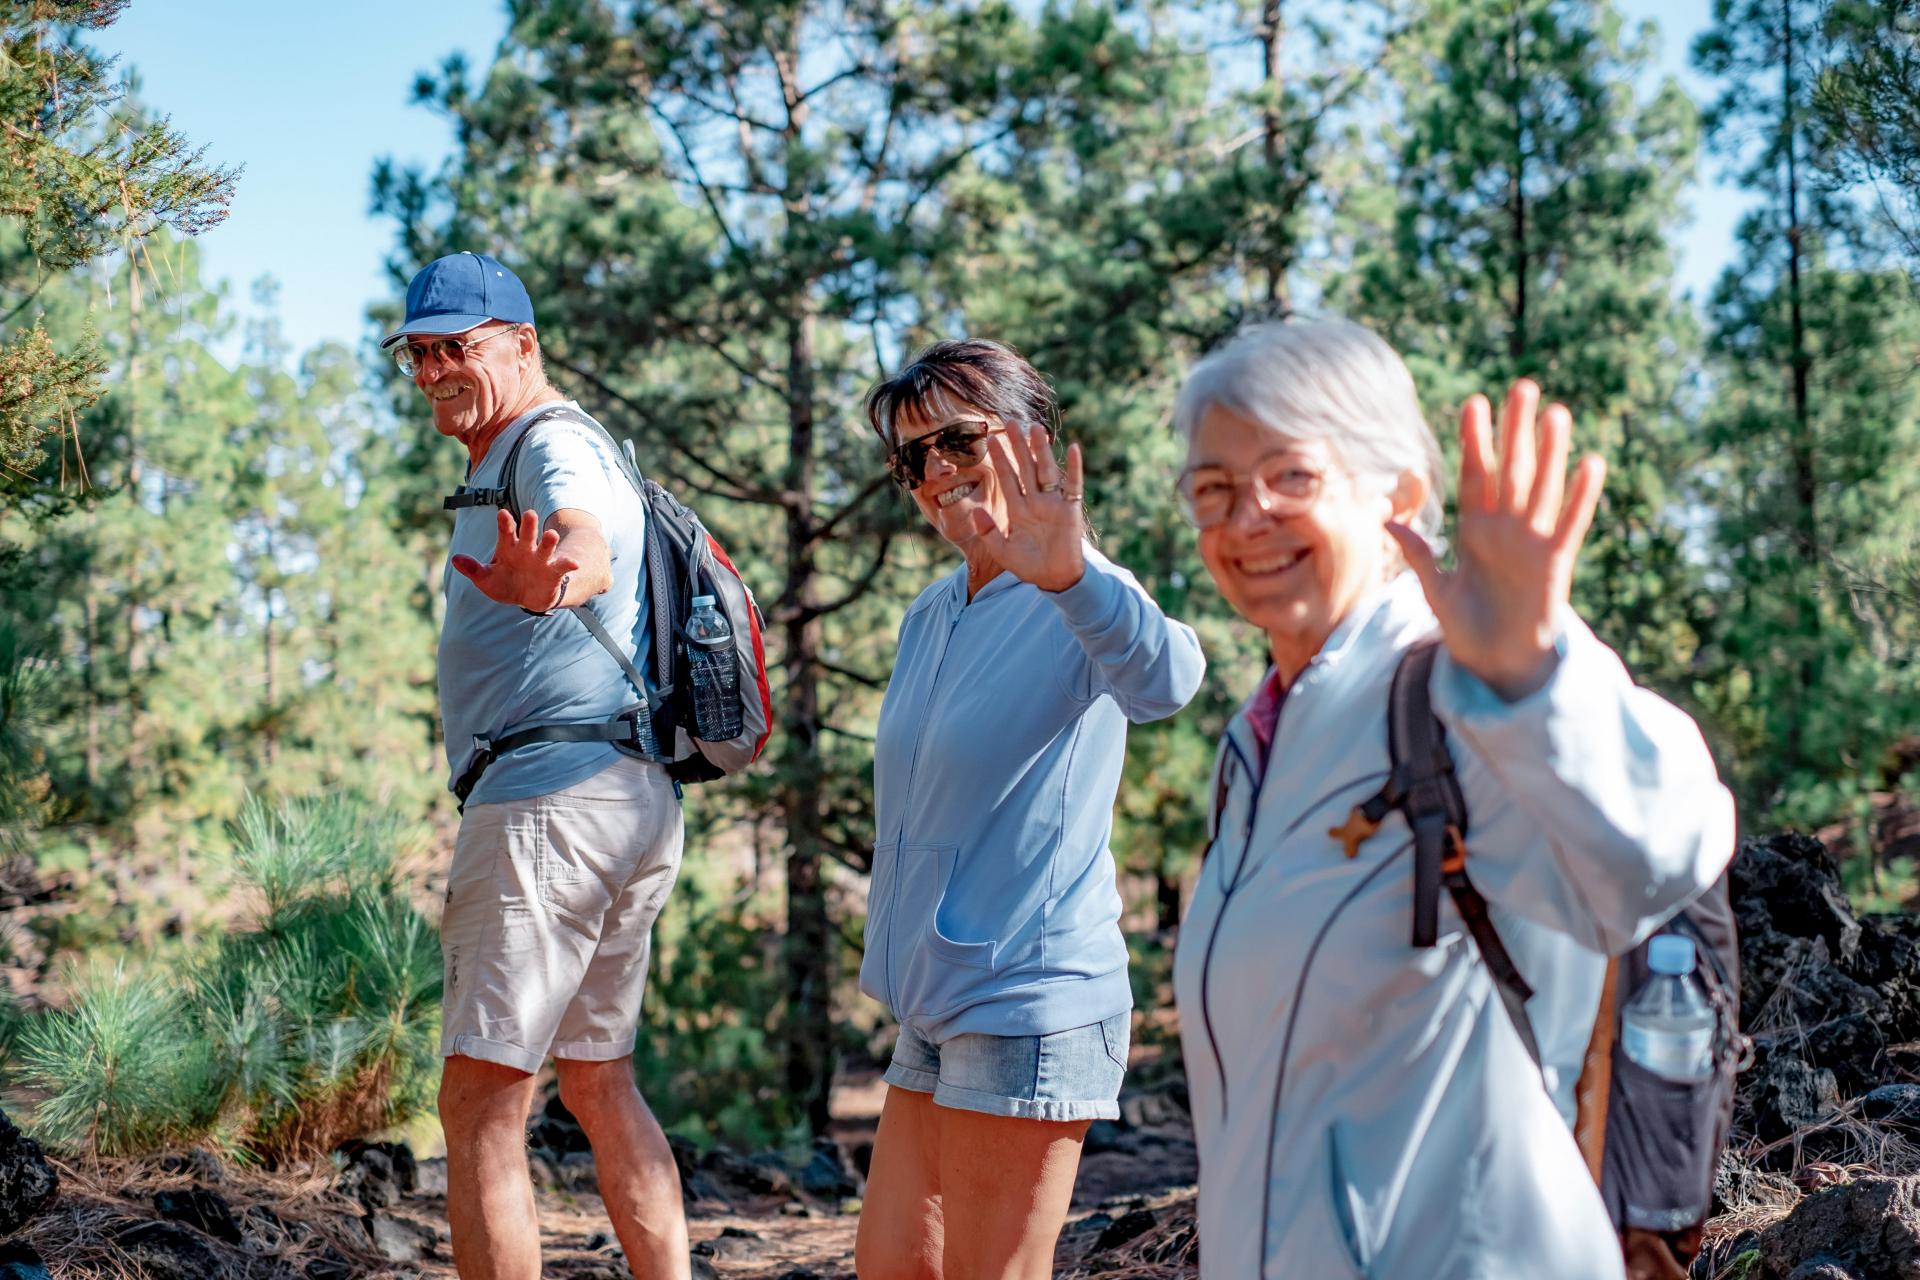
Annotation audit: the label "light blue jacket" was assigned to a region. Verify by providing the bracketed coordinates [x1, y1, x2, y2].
[1173, 573, 1735, 1280]
[863, 546, 1205, 1042]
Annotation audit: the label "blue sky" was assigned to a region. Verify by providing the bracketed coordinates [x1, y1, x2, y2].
[106, 1, 497, 361]
[105, 0, 1748, 364]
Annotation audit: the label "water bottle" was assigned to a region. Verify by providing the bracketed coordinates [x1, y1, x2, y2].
[1621, 934, 1717, 1082]
[684, 594, 743, 741]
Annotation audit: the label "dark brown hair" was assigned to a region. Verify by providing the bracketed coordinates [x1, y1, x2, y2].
[864, 339, 1061, 446]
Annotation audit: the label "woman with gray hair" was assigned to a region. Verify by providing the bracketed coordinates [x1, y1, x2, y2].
[1169, 318, 1734, 1278]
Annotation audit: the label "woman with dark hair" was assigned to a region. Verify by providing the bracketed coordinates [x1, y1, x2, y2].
[853, 339, 1205, 1278]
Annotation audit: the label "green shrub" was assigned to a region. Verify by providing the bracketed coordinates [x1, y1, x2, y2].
[12, 960, 219, 1155]
[9, 792, 440, 1160]
[635, 874, 795, 1151]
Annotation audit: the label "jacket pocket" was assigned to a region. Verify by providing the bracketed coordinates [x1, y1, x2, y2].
[1326, 1121, 1383, 1276]
[925, 845, 998, 972]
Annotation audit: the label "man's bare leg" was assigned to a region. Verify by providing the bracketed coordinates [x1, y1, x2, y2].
[440, 1054, 543, 1280]
[556, 1055, 691, 1279]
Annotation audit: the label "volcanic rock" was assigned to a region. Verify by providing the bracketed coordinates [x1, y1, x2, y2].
[1712, 1175, 1920, 1279]
[0, 1109, 56, 1235]
[365, 1209, 438, 1262]
[152, 1186, 243, 1244]
[157, 1147, 225, 1184]
[798, 1137, 859, 1198]
[110, 1220, 227, 1280]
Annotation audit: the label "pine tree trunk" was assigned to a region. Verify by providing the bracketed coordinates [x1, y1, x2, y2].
[1262, 0, 1289, 309]
[264, 532, 277, 770]
[1781, 0, 1818, 775]
[123, 260, 146, 876]
[780, 302, 833, 1136]
[776, 48, 834, 1135]
[1507, 3, 1529, 362]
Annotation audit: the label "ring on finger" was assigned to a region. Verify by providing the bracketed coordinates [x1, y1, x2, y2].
[1037, 479, 1063, 494]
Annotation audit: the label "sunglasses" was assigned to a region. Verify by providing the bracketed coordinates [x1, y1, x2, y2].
[886, 419, 1006, 490]
[394, 326, 521, 378]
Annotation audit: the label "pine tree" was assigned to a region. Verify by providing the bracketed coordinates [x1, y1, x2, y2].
[2, 238, 441, 951]
[1694, 0, 1920, 830]
[1340, 0, 1706, 689]
[1816, 0, 1920, 264]
[372, 0, 1399, 1132]
[0, 2, 236, 469]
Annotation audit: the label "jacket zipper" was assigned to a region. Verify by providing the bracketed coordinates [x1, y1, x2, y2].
[1197, 732, 1262, 1122]
[884, 592, 967, 1012]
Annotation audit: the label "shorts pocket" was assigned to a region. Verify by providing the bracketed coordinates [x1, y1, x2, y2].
[533, 802, 621, 925]
[1099, 1011, 1131, 1071]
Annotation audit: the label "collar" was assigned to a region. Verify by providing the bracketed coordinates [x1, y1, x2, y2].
[466, 398, 576, 480]
[1223, 571, 1429, 763]
[1304, 571, 1427, 674]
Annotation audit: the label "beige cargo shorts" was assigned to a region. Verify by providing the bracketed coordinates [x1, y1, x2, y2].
[440, 754, 683, 1074]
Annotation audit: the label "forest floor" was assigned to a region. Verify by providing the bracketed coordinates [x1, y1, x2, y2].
[21, 832, 1920, 1278]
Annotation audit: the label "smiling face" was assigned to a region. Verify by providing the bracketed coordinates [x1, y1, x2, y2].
[1189, 402, 1418, 680]
[892, 398, 1013, 552]
[411, 322, 536, 448]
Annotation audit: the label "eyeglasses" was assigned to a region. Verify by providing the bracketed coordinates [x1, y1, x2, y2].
[394, 326, 521, 378]
[1176, 454, 1328, 528]
[886, 419, 1006, 490]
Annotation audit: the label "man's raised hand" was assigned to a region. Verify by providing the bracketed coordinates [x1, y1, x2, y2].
[451, 508, 582, 613]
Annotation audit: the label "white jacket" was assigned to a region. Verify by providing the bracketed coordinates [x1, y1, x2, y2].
[1172, 574, 1735, 1279]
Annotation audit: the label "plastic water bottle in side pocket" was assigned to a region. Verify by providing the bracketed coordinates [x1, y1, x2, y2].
[685, 594, 743, 741]
[1621, 933, 1716, 1082]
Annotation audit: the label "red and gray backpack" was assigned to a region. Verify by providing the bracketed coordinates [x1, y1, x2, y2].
[1342, 639, 1749, 1274]
[443, 405, 772, 801]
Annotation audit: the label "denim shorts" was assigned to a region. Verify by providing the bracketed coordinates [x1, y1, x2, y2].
[882, 1013, 1130, 1122]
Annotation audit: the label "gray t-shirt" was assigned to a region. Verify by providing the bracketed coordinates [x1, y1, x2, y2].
[438, 400, 652, 806]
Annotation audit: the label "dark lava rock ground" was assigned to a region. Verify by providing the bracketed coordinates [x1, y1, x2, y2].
[6, 830, 1918, 1278]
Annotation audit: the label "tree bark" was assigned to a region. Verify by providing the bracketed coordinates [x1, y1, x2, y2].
[1781, 0, 1818, 776]
[123, 258, 145, 882]
[1262, 0, 1290, 309]
[775, 42, 835, 1136]
[1508, 3, 1529, 362]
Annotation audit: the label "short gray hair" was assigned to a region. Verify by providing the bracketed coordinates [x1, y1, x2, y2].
[1171, 317, 1444, 536]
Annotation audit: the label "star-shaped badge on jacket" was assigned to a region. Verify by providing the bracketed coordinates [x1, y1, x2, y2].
[1330, 807, 1381, 860]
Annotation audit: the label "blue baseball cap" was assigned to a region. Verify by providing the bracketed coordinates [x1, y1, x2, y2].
[380, 252, 536, 350]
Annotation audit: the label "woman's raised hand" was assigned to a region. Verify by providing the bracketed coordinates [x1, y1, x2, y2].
[969, 424, 1087, 593]
[1387, 380, 1605, 701]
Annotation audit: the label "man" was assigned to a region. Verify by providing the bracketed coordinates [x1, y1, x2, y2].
[384, 252, 690, 1280]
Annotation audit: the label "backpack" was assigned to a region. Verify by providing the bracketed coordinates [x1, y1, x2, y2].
[1341, 639, 1748, 1274]
[442, 404, 772, 802]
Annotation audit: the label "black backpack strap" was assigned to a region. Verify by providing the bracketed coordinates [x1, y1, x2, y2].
[451, 710, 657, 810]
[442, 404, 586, 514]
[570, 602, 651, 698]
[442, 406, 669, 809]
[1388, 640, 1543, 1065]
[1389, 642, 1468, 947]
